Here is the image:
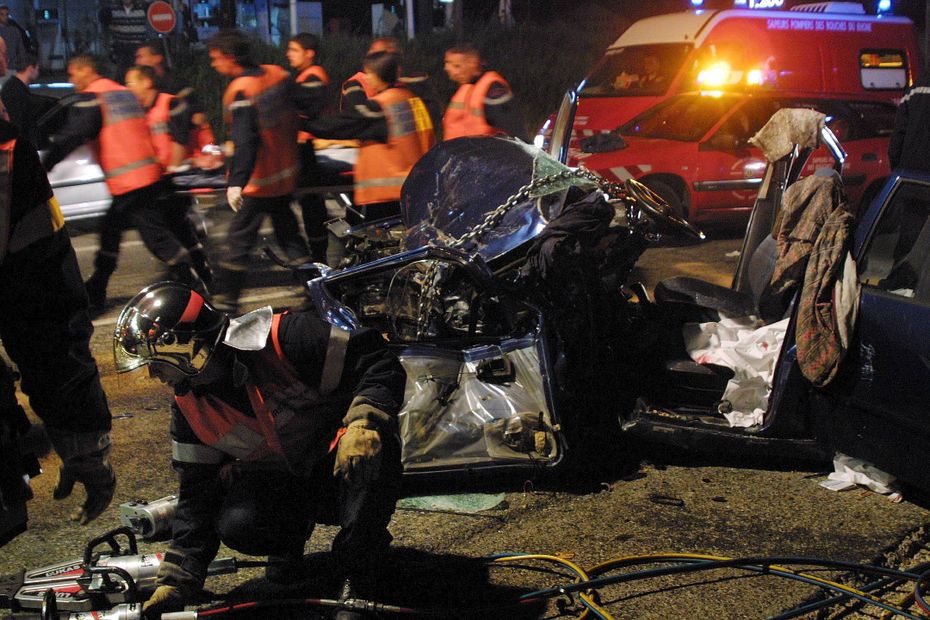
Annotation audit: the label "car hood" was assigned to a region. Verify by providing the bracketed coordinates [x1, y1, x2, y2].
[402, 136, 597, 263]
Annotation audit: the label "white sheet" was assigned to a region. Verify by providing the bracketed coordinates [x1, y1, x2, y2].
[684, 314, 790, 427]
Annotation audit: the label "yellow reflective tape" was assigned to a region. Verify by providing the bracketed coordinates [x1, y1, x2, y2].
[48, 196, 64, 232]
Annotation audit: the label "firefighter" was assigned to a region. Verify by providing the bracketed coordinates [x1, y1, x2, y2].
[113, 282, 405, 620]
[0, 112, 115, 526]
[286, 32, 329, 263]
[442, 42, 525, 141]
[309, 51, 436, 223]
[134, 40, 216, 155]
[42, 54, 205, 314]
[340, 37, 442, 131]
[124, 65, 214, 285]
[207, 31, 310, 314]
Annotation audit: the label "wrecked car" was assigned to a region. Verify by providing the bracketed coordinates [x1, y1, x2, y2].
[302, 109, 924, 492]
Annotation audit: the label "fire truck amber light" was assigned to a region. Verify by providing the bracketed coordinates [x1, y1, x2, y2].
[746, 69, 764, 86]
[697, 62, 732, 87]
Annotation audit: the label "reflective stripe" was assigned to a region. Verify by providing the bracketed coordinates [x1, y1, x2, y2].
[249, 165, 298, 188]
[355, 176, 407, 189]
[448, 101, 466, 110]
[150, 121, 169, 135]
[105, 156, 159, 179]
[319, 325, 349, 395]
[212, 423, 266, 459]
[172, 440, 224, 464]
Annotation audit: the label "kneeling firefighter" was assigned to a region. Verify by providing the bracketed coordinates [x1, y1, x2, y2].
[113, 282, 406, 619]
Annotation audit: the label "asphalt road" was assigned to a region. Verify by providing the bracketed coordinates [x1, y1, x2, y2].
[2, 210, 929, 620]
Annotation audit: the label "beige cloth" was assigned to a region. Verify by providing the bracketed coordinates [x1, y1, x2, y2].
[750, 108, 825, 163]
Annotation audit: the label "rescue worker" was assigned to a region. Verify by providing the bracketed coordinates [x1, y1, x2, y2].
[134, 40, 215, 154]
[340, 37, 442, 131]
[0, 112, 116, 526]
[889, 72, 930, 173]
[309, 51, 436, 223]
[442, 43, 525, 141]
[207, 30, 310, 314]
[42, 54, 205, 314]
[124, 65, 214, 285]
[113, 282, 405, 620]
[286, 32, 329, 263]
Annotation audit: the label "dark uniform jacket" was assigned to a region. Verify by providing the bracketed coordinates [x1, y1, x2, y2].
[168, 310, 406, 572]
[889, 74, 930, 172]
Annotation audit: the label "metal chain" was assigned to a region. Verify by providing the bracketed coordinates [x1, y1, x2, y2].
[414, 168, 617, 340]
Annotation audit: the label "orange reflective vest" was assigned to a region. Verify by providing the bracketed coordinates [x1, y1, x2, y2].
[340, 71, 378, 110]
[354, 87, 436, 205]
[442, 71, 509, 141]
[0, 138, 64, 263]
[296, 65, 329, 144]
[172, 314, 351, 475]
[146, 92, 175, 168]
[223, 65, 299, 198]
[84, 78, 163, 196]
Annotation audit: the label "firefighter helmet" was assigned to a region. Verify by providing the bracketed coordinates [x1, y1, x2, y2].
[113, 282, 228, 376]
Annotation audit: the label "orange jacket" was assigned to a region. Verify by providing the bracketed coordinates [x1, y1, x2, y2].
[296, 64, 330, 144]
[442, 71, 509, 141]
[223, 65, 298, 198]
[84, 78, 163, 195]
[354, 87, 436, 205]
[340, 71, 378, 110]
[146, 92, 175, 168]
[172, 314, 347, 475]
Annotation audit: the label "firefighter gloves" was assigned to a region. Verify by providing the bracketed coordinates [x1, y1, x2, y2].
[334, 420, 382, 486]
[53, 461, 117, 525]
[143, 551, 205, 618]
[226, 186, 243, 212]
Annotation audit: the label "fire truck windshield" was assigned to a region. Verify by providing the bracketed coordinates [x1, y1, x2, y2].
[620, 93, 741, 141]
[580, 43, 691, 97]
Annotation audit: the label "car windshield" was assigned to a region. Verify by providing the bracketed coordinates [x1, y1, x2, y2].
[620, 93, 741, 141]
[579, 43, 691, 97]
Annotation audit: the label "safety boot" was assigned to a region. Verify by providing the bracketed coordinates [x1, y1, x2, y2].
[264, 551, 307, 586]
[84, 252, 117, 315]
[189, 246, 214, 286]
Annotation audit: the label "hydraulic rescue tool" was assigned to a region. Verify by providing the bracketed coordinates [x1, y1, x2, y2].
[0, 528, 238, 614]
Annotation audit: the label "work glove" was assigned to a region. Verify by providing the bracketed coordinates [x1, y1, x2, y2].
[142, 585, 186, 618]
[53, 460, 116, 525]
[226, 186, 243, 212]
[334, 420, 382, 486]
[143, 551, 204, 618]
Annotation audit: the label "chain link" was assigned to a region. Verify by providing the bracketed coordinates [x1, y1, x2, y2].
[414, 168, 620, 340]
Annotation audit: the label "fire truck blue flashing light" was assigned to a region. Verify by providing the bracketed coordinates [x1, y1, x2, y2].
[691, 0, 704, 6]
[877, 0, 891, 13]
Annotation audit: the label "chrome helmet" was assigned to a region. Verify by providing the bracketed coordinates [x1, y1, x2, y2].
[113, 282, 228, 376]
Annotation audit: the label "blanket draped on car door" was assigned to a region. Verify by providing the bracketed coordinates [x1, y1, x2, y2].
[764, 169, 859, 387]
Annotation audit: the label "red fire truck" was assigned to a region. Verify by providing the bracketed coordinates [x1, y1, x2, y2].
[536, 2, 920, 222]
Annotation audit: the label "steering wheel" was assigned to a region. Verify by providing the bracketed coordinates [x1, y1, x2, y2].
[623, 179, 705, 241]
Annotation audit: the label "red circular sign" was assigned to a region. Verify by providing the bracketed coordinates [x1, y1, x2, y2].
[147, 1, 176, 34]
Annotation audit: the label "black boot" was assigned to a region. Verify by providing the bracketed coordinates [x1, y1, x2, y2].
[264, 551, 307, 586]
[166, 262, 207, 297]
[189, 246, 214, 286]
[84, 252, 117, 315]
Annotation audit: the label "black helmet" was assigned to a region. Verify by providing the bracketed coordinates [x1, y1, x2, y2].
[113, 282, 228, 376]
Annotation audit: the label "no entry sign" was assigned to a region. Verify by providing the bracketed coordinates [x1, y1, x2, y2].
[147, 1, 176, 34]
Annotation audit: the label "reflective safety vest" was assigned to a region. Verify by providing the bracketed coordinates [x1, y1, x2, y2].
[83, 78, 163, 196]
[0, 138, 65, 263]
[223, 65, 299, 198]
[354, 87, 436, 205]
[340, 71, 378, 110]
[146, 92, 175, 168]
[442, 71, 509, 141]
[296, 65, 329, 144]
[172, 314, 352, 475]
